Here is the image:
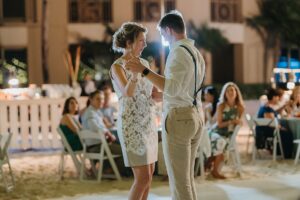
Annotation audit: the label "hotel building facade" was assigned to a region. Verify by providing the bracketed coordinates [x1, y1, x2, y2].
[0, 0, 265, 86]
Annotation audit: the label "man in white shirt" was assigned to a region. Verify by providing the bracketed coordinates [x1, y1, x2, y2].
[126, 10, 205, 200]
[81, 90, 126, 175]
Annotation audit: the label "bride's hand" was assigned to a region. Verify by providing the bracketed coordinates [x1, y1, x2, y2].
[152, 87, 163, 102]
[126, 57, 145, 73]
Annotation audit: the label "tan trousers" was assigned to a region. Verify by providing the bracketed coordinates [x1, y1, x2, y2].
[162, 106, 204, 200]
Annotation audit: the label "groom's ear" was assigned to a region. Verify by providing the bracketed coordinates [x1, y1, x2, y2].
[165, 27, 171, 35]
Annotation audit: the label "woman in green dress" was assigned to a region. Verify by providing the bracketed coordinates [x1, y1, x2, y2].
[60, 97, 82, 151]
[208, 82, 245, 179]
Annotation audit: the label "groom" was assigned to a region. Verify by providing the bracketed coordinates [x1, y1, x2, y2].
[126, 10, 206, 200]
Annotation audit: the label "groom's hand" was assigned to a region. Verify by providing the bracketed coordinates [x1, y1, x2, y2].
[125, 57, 145, 73]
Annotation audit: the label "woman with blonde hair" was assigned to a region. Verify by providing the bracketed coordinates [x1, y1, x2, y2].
[110, 22, 160, 200]
[287, 86, 300, 117]
[208, 82, 245, 179]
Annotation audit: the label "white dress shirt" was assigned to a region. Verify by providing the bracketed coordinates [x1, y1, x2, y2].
[163, 38, 206, 112]
[81, 105, 108, 146]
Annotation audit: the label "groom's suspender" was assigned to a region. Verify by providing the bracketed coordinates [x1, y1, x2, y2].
[179, 45, 205, 107]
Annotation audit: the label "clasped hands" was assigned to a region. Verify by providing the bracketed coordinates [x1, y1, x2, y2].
[124, 56, 146, 74]
[228, 119, 242, 126]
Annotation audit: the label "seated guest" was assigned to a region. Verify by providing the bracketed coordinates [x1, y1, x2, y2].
[256, 88, 294, 158]
[100, 82, 117, 129]
[286, 86, 300, 117]
[270, 88, 290, 117]
[202, 86, 218, 171]
[208, 82, 245, 179]
[81, 90, 125, 173]
[203, 85, 219, 128]
[60, 97, 82, 151]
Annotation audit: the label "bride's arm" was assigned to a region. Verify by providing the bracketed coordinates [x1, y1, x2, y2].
[111, 63, 138, 97]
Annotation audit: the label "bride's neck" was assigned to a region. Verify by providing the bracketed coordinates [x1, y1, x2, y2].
[123, 50, 138, 59]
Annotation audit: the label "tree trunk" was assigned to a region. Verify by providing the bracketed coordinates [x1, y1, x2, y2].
[263, 43, 269, 83]
[41, 0, 49, 83]
[273, 38, 281, 72]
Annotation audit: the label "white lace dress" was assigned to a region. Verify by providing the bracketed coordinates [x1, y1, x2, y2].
[111, 57, 158, 167]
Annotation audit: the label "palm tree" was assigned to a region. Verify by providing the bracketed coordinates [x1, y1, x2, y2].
[41, 0, 49, 83]
[187, 21, 228, 52]
[246, 0, 300, 83]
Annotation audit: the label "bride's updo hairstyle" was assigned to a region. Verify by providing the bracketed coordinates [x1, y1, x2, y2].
[112, 22, 147, 53]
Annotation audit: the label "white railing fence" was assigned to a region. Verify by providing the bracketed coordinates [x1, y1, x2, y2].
[0, 97, 87, 151]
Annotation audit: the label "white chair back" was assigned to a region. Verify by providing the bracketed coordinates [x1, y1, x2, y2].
[0, 132, 15, 192]
[77, 129, 121, 182]
[57, 127, 83, 179]
[0, 133, 12, 159]
[227, 125, 242, 176]
[247, 116, 284, 161]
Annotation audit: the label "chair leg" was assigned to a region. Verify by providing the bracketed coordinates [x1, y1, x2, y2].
[59, 152, 65, 180]
[273, 136, 277, 161]
[7, 158, 15, 186]
[277, 132, 285, 159]
[199, 152, 205, 180]
[80, 156, 85, 181]
[252, 139, 257, 162]
[194, 155, 200, 176]
[234, 149, 242, 175]
[0, 166, 10, 192]
[103, 145, 121, 181]
[246, 132, 252, 155]
[97, 150, 105, 182]
[295, 143, 300, 165]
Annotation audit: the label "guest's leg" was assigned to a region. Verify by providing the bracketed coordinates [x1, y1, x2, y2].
[128, 164, 153, 200]
[87, 144, 101, 167]
[255, 128, 266, 149]
[279, 130, 294, 159]
[205, 156, 215, 171]
[210, 134, 226, 179]
[211, 154, 225, 179]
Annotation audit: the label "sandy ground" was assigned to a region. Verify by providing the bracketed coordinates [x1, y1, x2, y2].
[1, 152, 300, 200]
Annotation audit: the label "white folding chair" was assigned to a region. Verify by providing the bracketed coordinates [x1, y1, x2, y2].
[57, 127, 83, 179]
[294, 139, 300, 165]
[195, 125, 212, 180]
[247, 116, 284, 161]
[245, 114, 257, 161]
[78, 130, 122, 182]
[0, 132, 15, 192]
[227, 125, 242, 176]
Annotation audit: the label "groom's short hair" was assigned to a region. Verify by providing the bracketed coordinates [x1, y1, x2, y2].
[158, 10, 185, 34]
